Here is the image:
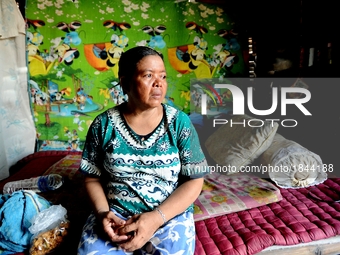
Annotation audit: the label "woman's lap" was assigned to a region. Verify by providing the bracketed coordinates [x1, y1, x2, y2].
[77, 210, 195, 255]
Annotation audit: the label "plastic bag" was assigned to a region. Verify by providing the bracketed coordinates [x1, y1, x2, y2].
[29, 205, 70, 255]
[3, 174, 64, 194]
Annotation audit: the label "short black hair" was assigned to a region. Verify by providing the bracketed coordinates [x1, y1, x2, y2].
[118, 46, 163, 79]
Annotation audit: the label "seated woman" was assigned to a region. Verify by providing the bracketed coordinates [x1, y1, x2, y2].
[78, 46, 208, 254]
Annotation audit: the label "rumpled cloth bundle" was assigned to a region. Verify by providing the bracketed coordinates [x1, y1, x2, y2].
[0, 190, 51, 254]
[261, 133, 327, 188]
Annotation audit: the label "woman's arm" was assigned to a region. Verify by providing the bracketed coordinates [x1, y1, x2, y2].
[84, 176, 128, 242]
[119, 177, 204, 252]
[84, 176, 109, 215]
[156, 177, 203, 223]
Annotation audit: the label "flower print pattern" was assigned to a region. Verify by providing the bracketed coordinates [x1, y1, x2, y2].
[158, 141, 170, 152]
[181, 149, 191, 160]
[110, 137, 121, 149]
[78, 211, 195, 255]
[180, 127, 191, 140]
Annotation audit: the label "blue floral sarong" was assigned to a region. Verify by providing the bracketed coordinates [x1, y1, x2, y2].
[77, 209, 195, 255]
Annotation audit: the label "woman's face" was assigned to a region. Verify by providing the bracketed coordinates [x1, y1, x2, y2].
[127, 55, 167, 109]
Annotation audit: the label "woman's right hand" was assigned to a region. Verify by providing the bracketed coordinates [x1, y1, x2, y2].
[97, 210, 130, 243]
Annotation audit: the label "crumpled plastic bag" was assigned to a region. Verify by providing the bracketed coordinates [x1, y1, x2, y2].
[29, 205, 70, 255]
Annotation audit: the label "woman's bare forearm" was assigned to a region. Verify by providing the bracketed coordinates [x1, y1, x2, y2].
[84, 176, 110, 216]
[155, 178, 203, 223]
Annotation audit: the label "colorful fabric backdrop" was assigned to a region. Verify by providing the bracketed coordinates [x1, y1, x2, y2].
[25, 0, 246, 151]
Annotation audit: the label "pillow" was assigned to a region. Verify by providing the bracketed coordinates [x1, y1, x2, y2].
[260, 133, 327, 188]
[43, 154, 82, 180]
[205, 115, 279, 174]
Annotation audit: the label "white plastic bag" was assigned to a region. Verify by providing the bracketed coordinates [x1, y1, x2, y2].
[29, 205, 70, 255]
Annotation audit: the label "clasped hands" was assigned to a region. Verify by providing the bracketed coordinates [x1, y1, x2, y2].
[98, 210, 163, 252]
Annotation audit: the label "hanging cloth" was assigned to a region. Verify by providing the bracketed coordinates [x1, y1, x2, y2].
[0, 0, 37, 180]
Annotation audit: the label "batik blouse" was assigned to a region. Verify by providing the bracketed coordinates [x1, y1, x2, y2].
[79, 103, 208, 216]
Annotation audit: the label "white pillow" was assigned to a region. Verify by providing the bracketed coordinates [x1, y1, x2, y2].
[205, 115, 279, 174]
[260, 133, 327, 188]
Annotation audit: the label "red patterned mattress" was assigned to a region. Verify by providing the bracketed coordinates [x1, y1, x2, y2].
[194, 178, 340, 255]
[1, 151, 340, 254]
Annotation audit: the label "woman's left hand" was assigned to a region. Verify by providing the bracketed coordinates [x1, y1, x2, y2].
[118, 210, 163, 252]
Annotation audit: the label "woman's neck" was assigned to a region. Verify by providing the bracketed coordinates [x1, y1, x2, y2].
[124, 102, 162, 115]
[122, 103, 164, 136]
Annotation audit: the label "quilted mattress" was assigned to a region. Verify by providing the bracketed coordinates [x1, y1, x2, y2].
[194, 178, 340, 255]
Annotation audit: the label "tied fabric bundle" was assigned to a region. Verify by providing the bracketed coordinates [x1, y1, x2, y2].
[0, 190, 51, 254]
[260, 133, 327, 188]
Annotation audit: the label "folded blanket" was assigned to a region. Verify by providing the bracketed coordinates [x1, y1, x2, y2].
[0, 190, 51, 254]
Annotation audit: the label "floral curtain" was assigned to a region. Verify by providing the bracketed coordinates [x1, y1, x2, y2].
[0, 0, 36, 180]
[25, 0, 246, 151]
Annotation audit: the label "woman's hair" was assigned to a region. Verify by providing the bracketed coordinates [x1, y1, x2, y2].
[118, 46, 163, 78]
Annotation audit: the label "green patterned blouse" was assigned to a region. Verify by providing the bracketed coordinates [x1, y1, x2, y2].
[80, 103, 208, 215]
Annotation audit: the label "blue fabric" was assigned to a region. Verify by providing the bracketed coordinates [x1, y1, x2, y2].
[78, 209, 196, 255]
[0, 190, 51, 254]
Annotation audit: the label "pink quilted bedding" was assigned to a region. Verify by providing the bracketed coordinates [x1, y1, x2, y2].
[194, 178, 340, 255]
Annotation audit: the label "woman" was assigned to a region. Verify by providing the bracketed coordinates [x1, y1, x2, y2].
[78, 46, 208, 255]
